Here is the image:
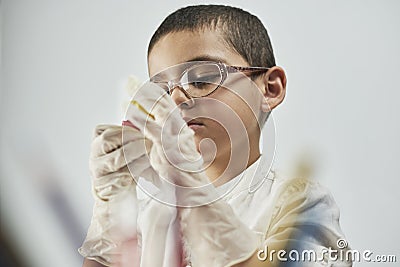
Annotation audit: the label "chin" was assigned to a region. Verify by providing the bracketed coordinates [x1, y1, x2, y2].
[194, 136, 218, 165]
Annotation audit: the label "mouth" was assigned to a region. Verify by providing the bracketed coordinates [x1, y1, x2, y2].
[183, 117, 205, 130]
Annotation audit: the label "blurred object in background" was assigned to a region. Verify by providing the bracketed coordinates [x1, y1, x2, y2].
[121, 75, 142, 117]
[0, 231, 27, 267]
[0, 132, 85, 267]
[292, 149, 318, 180]
[10, 134, 85, 249]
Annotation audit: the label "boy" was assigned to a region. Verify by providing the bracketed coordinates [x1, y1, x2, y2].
[80, 5, 351, 267]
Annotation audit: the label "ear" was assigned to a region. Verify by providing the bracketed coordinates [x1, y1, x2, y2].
[260, 66, 287, 112]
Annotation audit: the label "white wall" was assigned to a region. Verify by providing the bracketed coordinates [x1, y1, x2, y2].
[1, 1, 399, 266]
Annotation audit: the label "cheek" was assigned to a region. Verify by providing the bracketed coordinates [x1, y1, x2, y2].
[191, 96, 250, 135]
[222, 72, 264, 117]
[214, 88, 261, 132]
[185, 97, 247, 149]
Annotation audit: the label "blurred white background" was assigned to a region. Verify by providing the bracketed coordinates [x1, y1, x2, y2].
[1, 0, 399, 266]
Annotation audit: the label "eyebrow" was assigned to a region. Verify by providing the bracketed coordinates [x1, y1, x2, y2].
[185, 55, 228, 64]
[151, 55, 229, 81]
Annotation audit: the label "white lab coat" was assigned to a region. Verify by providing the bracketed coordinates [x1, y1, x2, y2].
[135, 154, 352, 266]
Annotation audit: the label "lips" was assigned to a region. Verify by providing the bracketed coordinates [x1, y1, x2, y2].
[183, 117, 205, 130]
[187, 120, 204, 127]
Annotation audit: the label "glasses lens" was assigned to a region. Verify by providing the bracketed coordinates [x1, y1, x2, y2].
[153, 82, 171, 94]
[181, 63, 222, 97]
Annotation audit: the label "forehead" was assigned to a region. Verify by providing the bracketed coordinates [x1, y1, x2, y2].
[147, 30, 248, 77]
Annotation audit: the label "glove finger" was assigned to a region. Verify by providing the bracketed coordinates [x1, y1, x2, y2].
[126, 82, 187, 142]
[126, 83, 165, 128]
[92, 125, 145, 158]
[93, 166, 134, 200]
[125, 154, 164, 189]
[92, 126, 123, 157]
[146, 92, 189, 141]
[126, 82, 169, 131]
[126, 154, 151, 178]
[151, 92, 179, 122]
[131, 82, 167, 113]
[91, 138, 151, 177]
[93, 124, 121, 138]
[140, 167, 164, 188]
[126, 111, 162, 144]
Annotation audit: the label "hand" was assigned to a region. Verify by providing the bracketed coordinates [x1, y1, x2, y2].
[79, 124, 152, 266]
[125, 83, 204, 185]
[89, 124, 153, 200]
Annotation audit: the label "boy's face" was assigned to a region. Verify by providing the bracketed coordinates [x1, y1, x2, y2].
[147, 30, 267, 165]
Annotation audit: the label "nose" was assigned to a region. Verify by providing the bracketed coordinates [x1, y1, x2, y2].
[170, 86, 195, 109]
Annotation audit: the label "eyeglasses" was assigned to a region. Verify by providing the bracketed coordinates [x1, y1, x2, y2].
[150, 61, 270, 98]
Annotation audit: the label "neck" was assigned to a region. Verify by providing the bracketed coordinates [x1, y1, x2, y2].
[205, 138, 261, 187]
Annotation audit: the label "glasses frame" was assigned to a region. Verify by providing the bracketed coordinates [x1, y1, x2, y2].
[151, 61, 270, 98]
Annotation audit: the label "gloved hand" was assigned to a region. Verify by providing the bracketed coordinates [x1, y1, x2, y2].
[126, 83, 259, 267]
[79, 124, 153, 266]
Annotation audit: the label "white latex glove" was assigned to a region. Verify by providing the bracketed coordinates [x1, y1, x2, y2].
[125, 83, 259, 267]
[79, 124, 153, 266]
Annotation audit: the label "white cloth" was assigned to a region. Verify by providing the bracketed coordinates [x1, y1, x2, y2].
[220, 155, 351, 266]
[136, 154, 351, 266]
[136, 182, 183, 267]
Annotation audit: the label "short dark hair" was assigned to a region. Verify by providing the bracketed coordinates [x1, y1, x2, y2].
[148, 4, 276, 68]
